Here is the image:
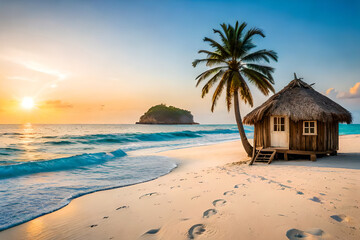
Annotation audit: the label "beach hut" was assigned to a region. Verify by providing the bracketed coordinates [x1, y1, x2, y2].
[243, 74, 352, 164]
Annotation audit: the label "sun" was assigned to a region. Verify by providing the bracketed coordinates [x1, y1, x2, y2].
[21, 97, 35, 110]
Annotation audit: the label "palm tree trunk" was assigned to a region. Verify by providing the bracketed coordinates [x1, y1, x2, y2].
[234, 91, 253, 157]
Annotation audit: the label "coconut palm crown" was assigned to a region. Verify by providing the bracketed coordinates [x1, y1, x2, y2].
[193, 21, 278, 156]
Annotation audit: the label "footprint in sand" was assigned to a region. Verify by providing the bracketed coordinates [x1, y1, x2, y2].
[188, 224, 206, 239]
[203, 209, 217, 218]
[223, 190, 236, 196]
[286, 228, 324, 240]
[234, 184, 247, 188]
[278, 183, 291, 189]
[330, 214, 351, 223]
[139, 192, 159, 199]
[143, 228, 160, 235]
[116, 206, 129, 210]
[212, 199, 227, 207]
[309, 197, 322, 203]
[191, 195, 200, 200]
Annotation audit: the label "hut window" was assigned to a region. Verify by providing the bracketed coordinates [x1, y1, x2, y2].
[273, 117, 285, 132]
[303, 121, 317, 135]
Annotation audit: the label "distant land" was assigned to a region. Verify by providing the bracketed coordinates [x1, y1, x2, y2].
[136, 104, 198, 125]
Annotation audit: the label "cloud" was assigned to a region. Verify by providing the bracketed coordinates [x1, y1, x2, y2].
[22, 61, 67, 81]
[350, 82, 360, 95]
[21, 61, 68, 96]
[40, 100, 73, 109]
[8, 76, 38, 83]
[325, 87, 334, 95]
[325, 82, 360, 99]
[3, 57, 69, 96]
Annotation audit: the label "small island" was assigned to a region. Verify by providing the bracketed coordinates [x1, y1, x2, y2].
[136, 104, 198, 125]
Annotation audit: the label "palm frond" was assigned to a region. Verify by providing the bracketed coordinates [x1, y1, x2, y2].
[201, 70, 225, 97]
[203, 37, 231, 58]
[242, 49, 278, 63]
[213, 28, 230, 52]
[211, 71, 229, 112]
[235, 22, 247, 42]
[192, 58, 227, 67]
[198, 50, 224, 60]
[242, 27, 265, 46]
[244, 63, 275, 83]
[233, 22, 247, 58]
[241, 68, 275, 95]
[236, 72, 254, 106]
[220, 23, 231, 44]
[225, 77, 233, 111]
[195, 66, 226, 87]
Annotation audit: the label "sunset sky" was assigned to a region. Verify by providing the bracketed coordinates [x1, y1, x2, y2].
[0, 0, 359, 124]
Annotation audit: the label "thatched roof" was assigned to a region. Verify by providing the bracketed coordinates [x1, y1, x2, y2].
[243, 76, 352, 125]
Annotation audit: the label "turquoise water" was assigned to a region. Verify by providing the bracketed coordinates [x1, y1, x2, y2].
[339, 123, 360, 135]
[0, 123, 358, 231]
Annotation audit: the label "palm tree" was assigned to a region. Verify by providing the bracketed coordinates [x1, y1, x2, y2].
[193, 21, 278, 157]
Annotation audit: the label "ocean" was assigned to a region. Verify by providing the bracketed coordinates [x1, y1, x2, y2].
[0, 123, 358, 231]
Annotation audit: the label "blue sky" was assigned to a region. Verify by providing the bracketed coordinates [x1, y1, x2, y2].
[0, 0, 359, 123]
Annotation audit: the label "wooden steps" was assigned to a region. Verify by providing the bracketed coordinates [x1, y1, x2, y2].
[249, 148, 276, 165]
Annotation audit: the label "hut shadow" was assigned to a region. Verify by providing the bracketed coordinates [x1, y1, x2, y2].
[271, 153, 360, 170]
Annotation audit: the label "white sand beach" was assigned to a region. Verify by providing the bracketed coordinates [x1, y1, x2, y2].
[1, 135, 359, 240]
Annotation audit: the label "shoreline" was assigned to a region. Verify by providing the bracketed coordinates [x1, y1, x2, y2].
[0, 138, 239, 232]
[0, 165, 179, 232]
[1, 136, 359, 239]
[0, 140, 248, 239]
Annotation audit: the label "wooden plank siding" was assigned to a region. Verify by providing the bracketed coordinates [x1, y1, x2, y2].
[289, 120, 338, 152]
[254, 117, 339, 152]
[254, 117, 271, 148]
[289, 120, 316, 151]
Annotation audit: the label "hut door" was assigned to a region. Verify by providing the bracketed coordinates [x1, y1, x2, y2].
[270, 116, 289, 148]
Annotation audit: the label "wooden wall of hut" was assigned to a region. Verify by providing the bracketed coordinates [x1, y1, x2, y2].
[253, 117, 271, 148]
[253, 117, 339, 152]
[289, 120, 339, 152]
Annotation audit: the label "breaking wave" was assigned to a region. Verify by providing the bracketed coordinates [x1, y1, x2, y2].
[0, 149, 126, 179]
[44, 128, 243, 145]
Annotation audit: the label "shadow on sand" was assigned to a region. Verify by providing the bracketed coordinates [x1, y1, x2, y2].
[271, 153, 360, 170]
